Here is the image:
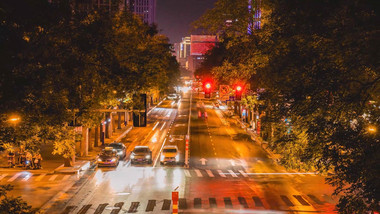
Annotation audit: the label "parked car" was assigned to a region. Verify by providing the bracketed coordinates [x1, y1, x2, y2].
[107, 142, 126, 159]
[130, 146, 153, 164]
[160, 145, 180, 165]
[96, 147, 119, 167]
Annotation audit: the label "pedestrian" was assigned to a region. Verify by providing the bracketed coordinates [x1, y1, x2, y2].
[32, 153, 38, 169]
[7, 151, 15, 168]
[36, 153, 42, 169]
[25, 151, 32, 169]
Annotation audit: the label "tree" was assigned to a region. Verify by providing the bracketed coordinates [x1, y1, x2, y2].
[195, 0, 379, 212]
[0, 185, 38, 214]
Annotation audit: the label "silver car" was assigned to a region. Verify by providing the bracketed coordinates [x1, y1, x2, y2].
[130, 146, 153, 164]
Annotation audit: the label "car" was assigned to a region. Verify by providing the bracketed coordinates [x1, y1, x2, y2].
[167, 94, 178, 100]
[107, 142, 126, 158]
[96, 147, 119, 167]
[130, 146, 153, 164]
[160, 145, 180, 165]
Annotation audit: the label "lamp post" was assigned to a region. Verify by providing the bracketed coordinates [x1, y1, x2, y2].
[8, 116, 21, 147]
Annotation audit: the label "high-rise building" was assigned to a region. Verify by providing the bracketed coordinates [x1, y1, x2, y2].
[50, 0, 156, 25]
[188, 35, 218, 73]
[174, 37, 191, 68]
[129, 0, 156, 25]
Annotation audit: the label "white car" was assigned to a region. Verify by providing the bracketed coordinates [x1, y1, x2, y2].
[160, 145, 180, 165]
[167, 94, 178, 100]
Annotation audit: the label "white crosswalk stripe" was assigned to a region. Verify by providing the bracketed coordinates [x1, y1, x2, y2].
[35, 174, 46, 181]
[217, 170, 226, 177]
[49, 174, 58, 181]
[194, 169, 203, 177]
[22, 174, 32, 181]
[184, 170, 191, 177]
[238, 170, 248, 177]
[7, 173, 22, 182]
[206, 170, 214, 177]
[228, 170, 237, 177]
[62, 175, 71, 181]
[0, 174, 8, 181]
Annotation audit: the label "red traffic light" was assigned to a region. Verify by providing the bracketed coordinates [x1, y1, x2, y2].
[236, 85, 242, 91]
[205, 83, 211, 89]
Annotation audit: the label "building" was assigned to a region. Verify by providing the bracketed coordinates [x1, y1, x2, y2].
[130, 0, 156, 25]
[188, 35, 218, 73]
[51, 0, 156, 25]
[174, 37, 191, 68]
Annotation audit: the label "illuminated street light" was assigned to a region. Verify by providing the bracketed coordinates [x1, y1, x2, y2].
[368, 125, 377, 134]
[205, 83, 211, 89]
[8, 116, 21, 123]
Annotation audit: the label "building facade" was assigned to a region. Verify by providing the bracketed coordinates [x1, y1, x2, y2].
[129, 0, 156, 25]
[188, 35, 218, 73]
[51, 0, 156, 25]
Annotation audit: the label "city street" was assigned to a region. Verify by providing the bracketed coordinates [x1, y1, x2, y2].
[1, 89, 337, 213]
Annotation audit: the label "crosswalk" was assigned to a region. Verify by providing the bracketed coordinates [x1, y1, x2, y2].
[61, 194, 328, 214]
[183, 168, 318, 179]
[0, 168, 317, 183]
[0, 172, 79, 183]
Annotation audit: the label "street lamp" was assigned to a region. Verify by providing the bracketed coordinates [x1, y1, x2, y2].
[368, 125, 377, 134]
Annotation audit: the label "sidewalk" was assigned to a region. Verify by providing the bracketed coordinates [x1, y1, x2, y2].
[54, 100, 161, 174]
[218, 104, 281, 163]
[0, 101, 163, 174]
[54, 123, 133, 174]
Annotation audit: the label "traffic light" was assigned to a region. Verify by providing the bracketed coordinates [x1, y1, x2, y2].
[235, 85, 243, 100]
[204, 82, 212, 98]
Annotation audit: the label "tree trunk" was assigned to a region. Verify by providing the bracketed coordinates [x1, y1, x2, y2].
[117, 112, 121, 129]
[94, 125, 99, 147]
[64, 157, 73, 167]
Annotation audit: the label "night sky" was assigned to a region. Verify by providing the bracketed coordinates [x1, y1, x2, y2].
[156, 0, 218, 43]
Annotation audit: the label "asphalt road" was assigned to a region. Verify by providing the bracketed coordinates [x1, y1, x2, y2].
[1, 88, 338, 213]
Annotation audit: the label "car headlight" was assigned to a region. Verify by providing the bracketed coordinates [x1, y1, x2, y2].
[130, 153, 135, 159]
[111, 158, 117, 162]
[175, 154, 180, 161]
[145, 155, 151, 159]
[97, 158, 102, 162]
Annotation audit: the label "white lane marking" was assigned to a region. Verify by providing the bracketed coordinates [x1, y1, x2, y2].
[7, 173, 21, 182]
[0, 174, 8, 181]
[245, 172, 317, 175]
[153, 138, 167, 167]
[160, 122, 166, 131]
[194, 169, 203, 177]
[206, 170, 214, 177]
[35, 174, 46, 181]
[49, 174, 58, 181]
[22, 174, 32, 181]
[228, 170, 238, 177]
[217, 170, 226, 178]
[184, 170, 191, 177]
[152, 122, 160, 131]
[62, 175, 71, 181]
[238, 170, 248, 177]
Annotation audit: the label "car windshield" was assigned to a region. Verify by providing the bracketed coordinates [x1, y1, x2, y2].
[109, 144, 123, 149]
[134, 148, 148, 153]
[163, 149, 177, 153]
[101, 150, 115, 156]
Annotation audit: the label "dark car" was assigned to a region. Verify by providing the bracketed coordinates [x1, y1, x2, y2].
[130, 146, 153, 164]
[107, 142, 126, 159]
[97, 147, 119, 167]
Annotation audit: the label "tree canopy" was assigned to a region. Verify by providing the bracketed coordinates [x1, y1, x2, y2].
[0, 1, 179, 161]
[194, 0, 379, 212]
